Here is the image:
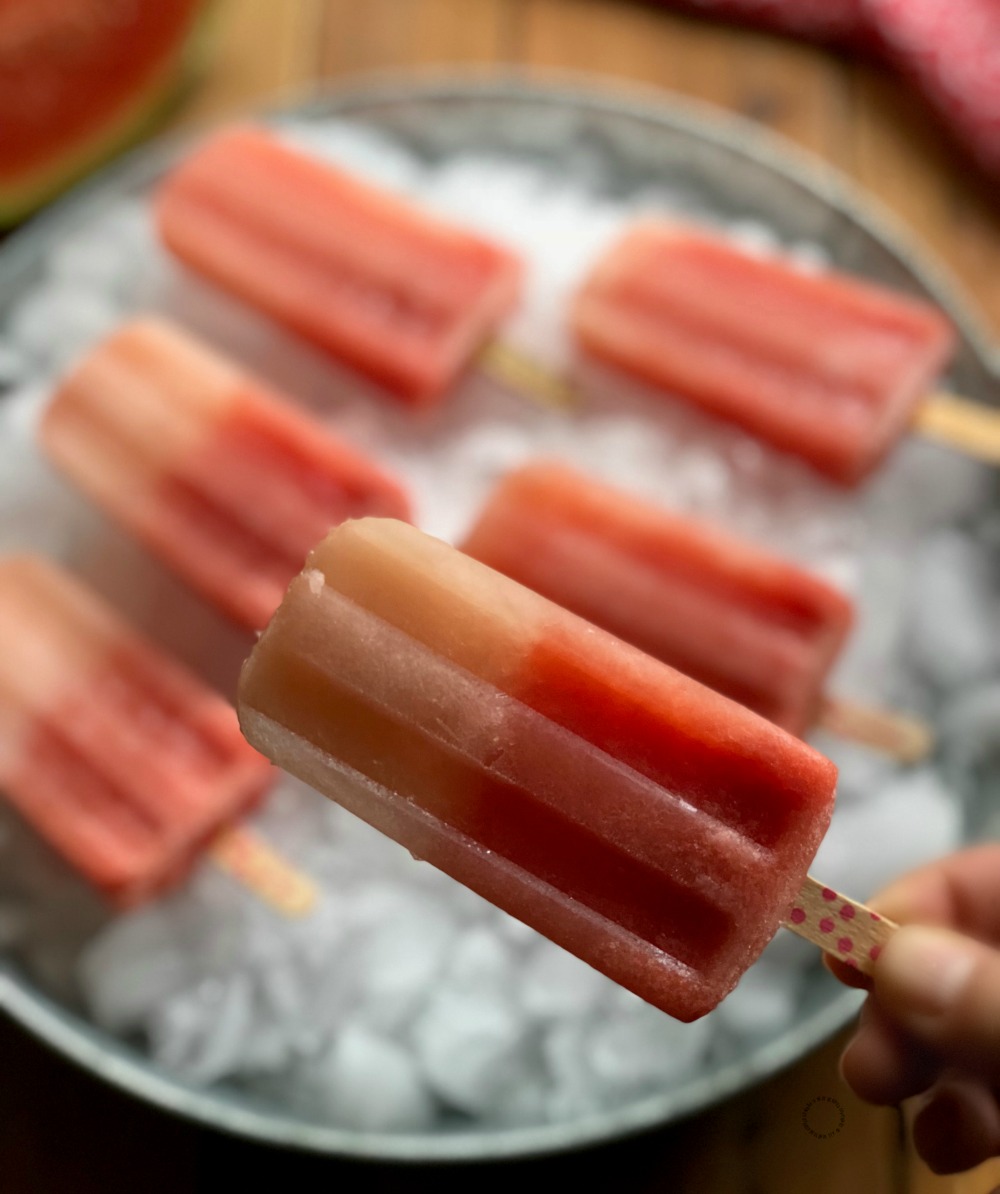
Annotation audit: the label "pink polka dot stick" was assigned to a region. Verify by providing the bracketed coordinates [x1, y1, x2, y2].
[782, 875, 897, 976]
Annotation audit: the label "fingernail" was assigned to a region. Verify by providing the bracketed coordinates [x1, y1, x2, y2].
[878, 926, 977, 1018]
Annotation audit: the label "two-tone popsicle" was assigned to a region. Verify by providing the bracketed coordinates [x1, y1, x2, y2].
[237, 518, 893, 1022]
[0, 555, 296, 908]
[40, 318, 411, 631]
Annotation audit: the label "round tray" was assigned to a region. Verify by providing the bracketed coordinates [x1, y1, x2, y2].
[0, 75, 996, 1162]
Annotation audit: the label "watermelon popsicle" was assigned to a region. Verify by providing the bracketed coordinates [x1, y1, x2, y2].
[571, 221, 998, 486]
[237, 518, 891, 1022]
[462, 462, 930, 759]
[0, 555, 293, 909]
[40, 318, 412, 631]
[155, 125, 553, 409]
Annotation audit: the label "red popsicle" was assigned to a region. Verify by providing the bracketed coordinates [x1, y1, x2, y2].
[572, 222, 957, 485]
[237, 518, 839, 1021]
[462, 461, 852, 736]
[156, 125, 523, 407]
[0, 555, 274, 907]
[40, 318, 412, 630]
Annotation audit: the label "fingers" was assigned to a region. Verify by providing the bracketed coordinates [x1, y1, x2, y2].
[911, 1077, 1000, 1176]
[823, 952, 872, 990]
[824, 844, 1000, 1000]
[839, 1000, 938, 1105]
[830, 843, 1000, 1167]
[873, 925, 1000, 1081]
[869, 844, 1000, 942]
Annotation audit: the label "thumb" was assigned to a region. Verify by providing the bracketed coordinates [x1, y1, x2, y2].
[874, 924, 1000, 1080]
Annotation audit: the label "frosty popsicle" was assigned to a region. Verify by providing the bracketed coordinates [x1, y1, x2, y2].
[571, 222, 999, 486]
[237, 518, 882, 1022]
[156, 126, 529, 408]
[40, 318, 411, 631]
[0, 555, 279, 908]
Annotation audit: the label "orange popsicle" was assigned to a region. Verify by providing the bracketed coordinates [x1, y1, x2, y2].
[41, 318, 411, 630]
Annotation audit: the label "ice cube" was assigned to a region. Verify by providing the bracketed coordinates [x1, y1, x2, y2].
[905, 531, 1000, 690]
[519, 941, 610, 1019]
[291, 1025, 435, 1132]
[714, 961, 806, 1040]
[811, 768, 963, 900]
[411, 986, 532, 1117]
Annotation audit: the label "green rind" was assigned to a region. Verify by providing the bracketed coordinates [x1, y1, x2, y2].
[0, 3, 215, 228]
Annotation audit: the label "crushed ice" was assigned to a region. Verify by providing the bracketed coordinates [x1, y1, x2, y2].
[0, 114, 994, 1134]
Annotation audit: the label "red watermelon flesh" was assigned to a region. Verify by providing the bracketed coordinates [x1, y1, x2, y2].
[0, 0, 207, 224]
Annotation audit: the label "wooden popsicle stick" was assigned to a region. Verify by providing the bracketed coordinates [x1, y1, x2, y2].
[784, 875, 897, 977]
[816, 696, 934, 764]
[914, 392, 1000, 465]
[208, 825, 318, 917]
[477, 340, 577, 410]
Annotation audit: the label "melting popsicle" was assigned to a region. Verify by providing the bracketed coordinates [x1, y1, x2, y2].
[237, 518, 847, 1022]
[156, 125, 527, 408]
[40, 318, 412, 631]
[571, 221, 990, 486]
[461, 462, 930, 760]
[0, 555, 278, 908]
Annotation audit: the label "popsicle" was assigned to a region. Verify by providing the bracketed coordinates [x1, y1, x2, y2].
[237, 518, 878, 1022]
[0, 555, 280, 908]
[40, 318, 412, 631]
[462, 461, 851, 734]
[155, 125, 540, 408]
[461, 462, 929, 760]
[571, 222, 1000, 486]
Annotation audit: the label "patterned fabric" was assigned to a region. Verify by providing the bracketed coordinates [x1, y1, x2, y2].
[869, 0, 1000, 181]
[655, 0, 1000, 182]
[657, 0, 869, 45]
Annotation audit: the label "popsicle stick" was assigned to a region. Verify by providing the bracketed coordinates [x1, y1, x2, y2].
[209, 825, 317, 916]
[784, 876, 897, 976]
[817, 696, 934, 764]
[915, 392, 1000, 465]
[477, 340, 577, 410]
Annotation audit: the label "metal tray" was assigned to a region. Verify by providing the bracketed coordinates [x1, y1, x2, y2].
[0, 75, 996, 1163]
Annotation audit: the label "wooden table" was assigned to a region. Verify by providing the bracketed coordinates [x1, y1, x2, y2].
[4, 3, 999, 1191]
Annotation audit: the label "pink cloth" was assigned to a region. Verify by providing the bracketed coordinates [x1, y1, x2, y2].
[658, 1, 869, 45]
[656, 0, 1000, 184]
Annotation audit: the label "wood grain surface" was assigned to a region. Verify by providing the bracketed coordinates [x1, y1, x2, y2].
[4, 2, 999, 1191]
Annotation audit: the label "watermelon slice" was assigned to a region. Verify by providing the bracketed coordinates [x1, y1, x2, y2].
[0, 0, 209, 225]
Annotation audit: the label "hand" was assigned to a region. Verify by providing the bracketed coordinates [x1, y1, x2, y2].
[827, 844, 1000, 1175]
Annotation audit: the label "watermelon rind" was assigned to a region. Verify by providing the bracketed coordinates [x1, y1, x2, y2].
[0, 2, 215, 228]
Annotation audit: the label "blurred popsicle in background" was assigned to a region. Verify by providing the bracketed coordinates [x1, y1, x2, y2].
[573, 222, 1000, 485]
[40, 318, 412, 631]
[0, 555, 315, 912]
[156, 126, 555, 408]
[462, 461, 932, 760]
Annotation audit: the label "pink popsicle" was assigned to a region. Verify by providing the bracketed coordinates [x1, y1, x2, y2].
[237, 518, 837, 1021]
[572, 222, 956, 485]
[41, 318, 412, 630]
[0, 556, 273, 907]
[462, 461, 853, 736]
[156, 125, 523, 407]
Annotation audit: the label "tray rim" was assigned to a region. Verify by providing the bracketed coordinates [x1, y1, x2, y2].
[0, 69, 991, 1163]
